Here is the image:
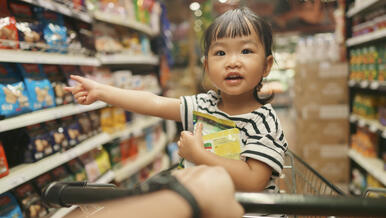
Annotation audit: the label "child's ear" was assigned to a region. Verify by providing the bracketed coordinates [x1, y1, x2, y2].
[203, 56, 208, 72]
[263, 55, 273, 77]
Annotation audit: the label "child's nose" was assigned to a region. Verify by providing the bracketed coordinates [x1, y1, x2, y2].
[226, 54, 241, 68]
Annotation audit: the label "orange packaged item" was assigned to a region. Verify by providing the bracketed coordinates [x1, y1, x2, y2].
[0, 142, 9, 178]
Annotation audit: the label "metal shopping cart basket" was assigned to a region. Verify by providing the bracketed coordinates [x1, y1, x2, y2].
[236, 150, 386, 217]
[42, 150, 386, 218]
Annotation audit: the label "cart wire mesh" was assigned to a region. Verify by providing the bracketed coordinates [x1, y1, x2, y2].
[237, 150, 386, 217]
[278, 150, 345, 196]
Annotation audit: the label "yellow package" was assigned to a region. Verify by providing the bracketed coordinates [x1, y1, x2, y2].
[112, 107, 127, 131]
[100, 107, 114, 133]
[203, 128, 241, 160]
[181, 112, 241, 168]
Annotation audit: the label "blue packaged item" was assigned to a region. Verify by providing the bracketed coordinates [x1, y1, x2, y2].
[24, 123, 53, 162]
[35, 8, 67, 53]
[0, 192, 23, 218]
[0, 63, 31, 117]
[61, 116, 81, 148]
[18, 63, 56, 111]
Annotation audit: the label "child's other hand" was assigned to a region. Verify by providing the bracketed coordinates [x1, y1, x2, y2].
[64, 75, 99, 105]
[177, 123, 204, 162]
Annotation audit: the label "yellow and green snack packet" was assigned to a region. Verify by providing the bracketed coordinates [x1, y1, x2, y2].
[181, 112, 241, 168]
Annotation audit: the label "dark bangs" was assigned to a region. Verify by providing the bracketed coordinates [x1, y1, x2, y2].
[203, 8, 273, 58]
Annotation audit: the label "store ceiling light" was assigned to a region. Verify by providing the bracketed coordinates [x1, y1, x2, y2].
[219, 0, 227, 3]
[189, 2, 200, 11]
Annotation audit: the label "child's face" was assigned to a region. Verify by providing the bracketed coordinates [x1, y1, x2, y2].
[205, 27, 272, 98]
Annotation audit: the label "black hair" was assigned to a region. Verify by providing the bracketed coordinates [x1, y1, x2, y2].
[203, 7, 274, 105]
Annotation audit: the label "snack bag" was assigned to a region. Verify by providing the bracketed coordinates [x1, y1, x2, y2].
[0, 193, 23, 218]
[42, 64, 73, 105]
[0, 63, 30, 117]
[8, 1, 45, 51]
[75, 21, 96, 56]
[35, 8, 67, 53]
[88, 110, 101, 135]
[18, 64, 55, 110]
[24, 123, 53, 162]
[181, 111, 242, 168]
[0, 0, 19, 49]
[202, 128, 241, 160]
[79, 153, 101, 182]
[66, 158, 87, 181]
[76, 113, 93, 140]
[13, 183, 48, 218]
[61, 116, 81, 147]
[45, 119, 69, 152]
[93, 148, 111, 176]
[0, 142, 9, 178]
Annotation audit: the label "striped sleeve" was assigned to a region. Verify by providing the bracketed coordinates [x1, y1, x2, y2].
[240, 132, 287, 175]
[179, 95, 196, 131]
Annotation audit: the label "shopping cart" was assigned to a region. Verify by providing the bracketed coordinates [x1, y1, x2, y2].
[42, 150, 386, 217]
[237, 150, 386, 217]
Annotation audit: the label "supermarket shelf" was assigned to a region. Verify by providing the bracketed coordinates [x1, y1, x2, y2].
[348, 80, 386, 92]
[0, 50, 100, 66]
[0, 101, 107, 133]
[346, 0, 380, 17]
[51, 170, 115, 218]
[20, 0, 92, 23]
[0, 133, 110, 194]
[0, 117, 162, 194]
[93, 11, 158, 37]
[109, 117, 162, 139]
[97, 53, 159, 65]
[114, 133, 167, 182]
[349, 114, 386, 137]
[346, 29, 386, 47]
[348, 149, 386, 186]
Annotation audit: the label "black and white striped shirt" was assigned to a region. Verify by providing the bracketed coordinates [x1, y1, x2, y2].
[180, 90, 288, 193]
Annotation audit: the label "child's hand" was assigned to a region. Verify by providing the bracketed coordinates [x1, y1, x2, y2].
[177, 123, 204, 162]
[64, 75, 100, 105]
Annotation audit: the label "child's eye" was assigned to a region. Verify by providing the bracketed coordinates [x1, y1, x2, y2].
[241, 49, 253, 54]
[215, 50, 225, 56]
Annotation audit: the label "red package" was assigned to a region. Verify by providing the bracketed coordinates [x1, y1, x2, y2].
[0, 0, 18, 49]
[0, 142, 9, 178]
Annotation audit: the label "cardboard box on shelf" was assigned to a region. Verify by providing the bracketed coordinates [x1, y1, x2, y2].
[306, 156, 350, 183]
[294, 62, 348, 82]
[296, 119, 349, 145]
[294, 79, 348, 105]
[295, 103, 349, 120]
[301, 142, 349, 183]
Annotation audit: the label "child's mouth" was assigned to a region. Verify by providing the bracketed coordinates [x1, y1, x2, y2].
[225, 74, 243, 81]
[225, 73, 243, 85]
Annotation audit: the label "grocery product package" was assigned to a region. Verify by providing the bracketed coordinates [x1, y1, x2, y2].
[0, 63, 30, 117]
[181, 111, 241, 168]
[8, 1, 45, 51]
[18, 63, 56, 111]
[0, 0, 19, 49]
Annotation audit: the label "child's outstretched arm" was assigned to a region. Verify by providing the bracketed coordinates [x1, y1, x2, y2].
[64, 75, 181, 121]
[178, 123, 272, 192]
